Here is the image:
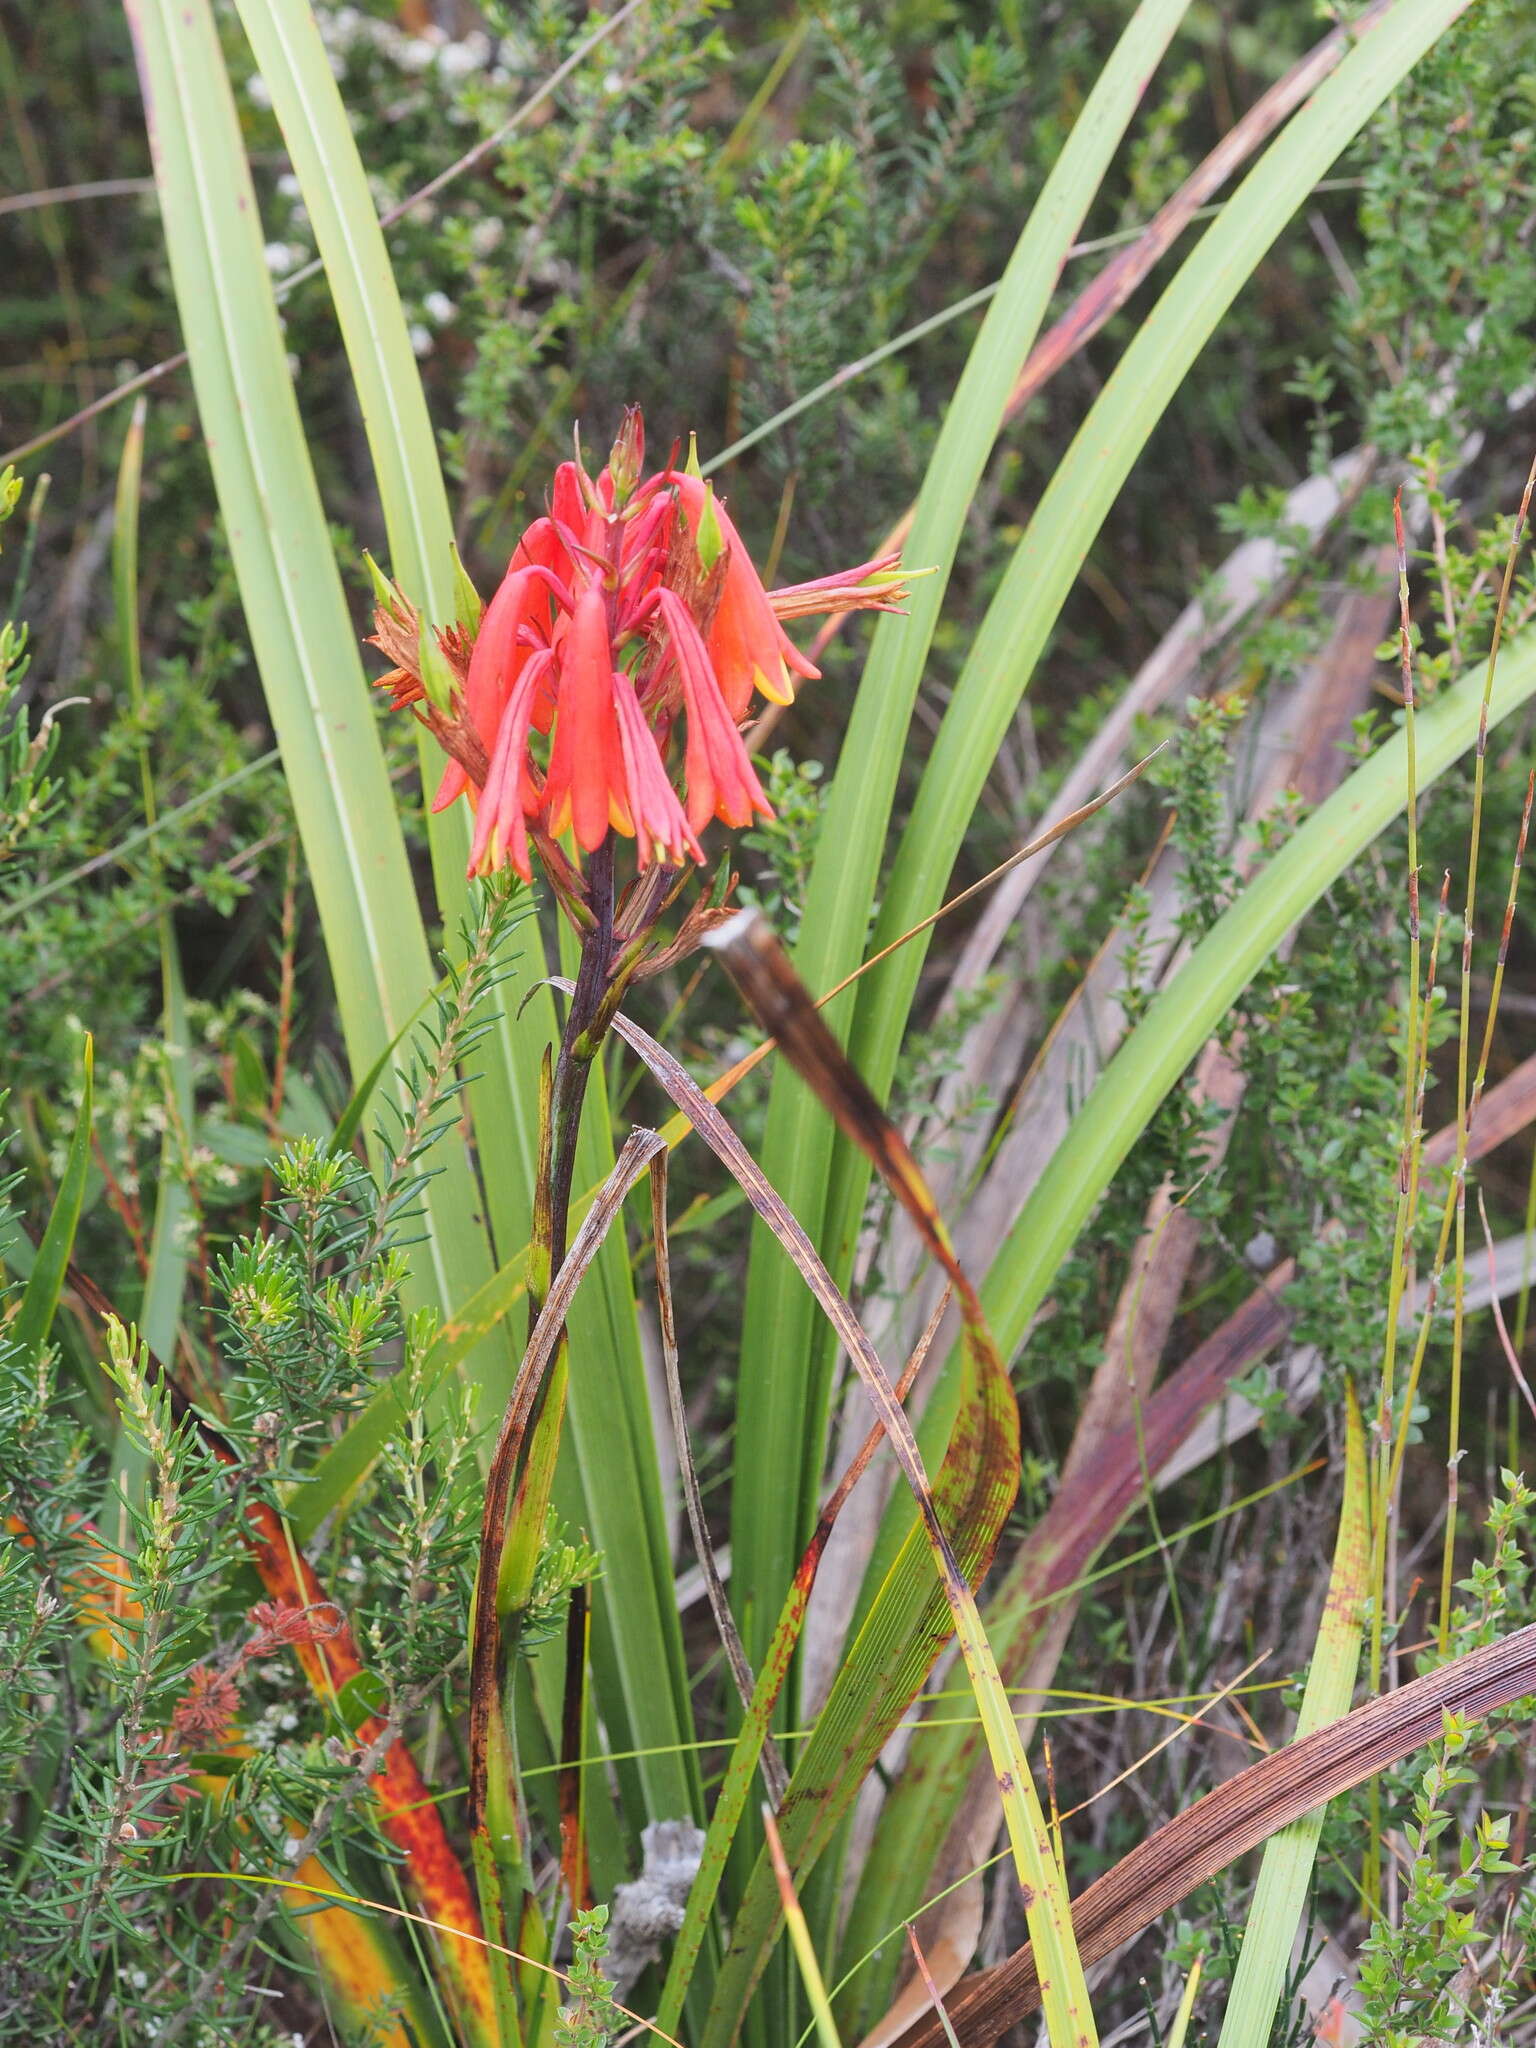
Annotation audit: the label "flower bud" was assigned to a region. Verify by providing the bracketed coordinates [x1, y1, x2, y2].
[416, 617, 457, 714]
[449, 540, 483, 632]
[607, 406, 645, 506]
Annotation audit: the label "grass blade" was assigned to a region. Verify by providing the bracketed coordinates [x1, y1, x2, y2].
[1214, 1387, 1369, 2048]
[764, 1805, 843, 2048]
[108, 393, 195, 1485]
[730, 0, 1195, 1673]
[122, 0, 508, 1383]
[593, 998, 1091, 2048]
[16, 1036, 92, 1356]
[1166, 1958, 1204, 2048]
[821, 0, 1474, 1473]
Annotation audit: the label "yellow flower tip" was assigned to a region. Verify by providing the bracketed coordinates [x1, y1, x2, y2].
[754, 660, 796, 708]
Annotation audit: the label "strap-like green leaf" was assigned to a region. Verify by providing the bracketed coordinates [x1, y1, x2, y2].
[820, 1, 1476, 1949]
[826, 0, 1477, 1526]
[730, 0, 1196, 1679]
[841, 621, 1536, 1984]
[16, 1036, 93, 1357]
[123, 0, 507, 1388]
[1214, 1386, 1368, 2048]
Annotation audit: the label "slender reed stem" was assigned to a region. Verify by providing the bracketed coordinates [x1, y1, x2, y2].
[1437, 455, 1536, 1648]
[1364, 487, 1425, 1917]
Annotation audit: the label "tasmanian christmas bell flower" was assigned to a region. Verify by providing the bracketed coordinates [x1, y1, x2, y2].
[370, 408, 907, 888]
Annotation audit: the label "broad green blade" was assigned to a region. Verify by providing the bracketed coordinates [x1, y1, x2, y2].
[850, 0, 1474, 1108]
[822, 0, 1475, 1496]
[697, 1341, 1022, 2048]
[988, 624, 1536, 1361]
[16, 1036, 92, 1357]
[124, 0, 507, 1387]
[550, 930, 702, 1831]
[1215, 1387, 1368, 2048]
[817, 0, 1471, 1907]
[841, 618, 1536, 1979]
[731, 0, 1195, 1686]
[225, 0, 542, 1262]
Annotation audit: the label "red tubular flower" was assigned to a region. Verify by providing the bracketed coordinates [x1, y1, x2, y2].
[467, 646, 554, 880]
[374, 407, 908, 888]
[509, 513, 567, 580]
[612, 670, 701, 869]
[436, 566, 541, 812]
[660, 471, 819, 719]
[655, 589, 772, 833]
[766, 550, 909, 621]
[542, 581, 633, 852]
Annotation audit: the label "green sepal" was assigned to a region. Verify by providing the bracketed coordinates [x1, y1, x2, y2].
[450, 541, 483, 633]
[360, 548, 396, 608]
[695, 483, 725, 574]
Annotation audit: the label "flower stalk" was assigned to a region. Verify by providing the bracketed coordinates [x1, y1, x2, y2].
[372, 407, 904, 2026]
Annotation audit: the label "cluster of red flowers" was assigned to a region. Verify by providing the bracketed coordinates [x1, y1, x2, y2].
[377, 411, 904, 884]
[170, 1602, 342, 1745]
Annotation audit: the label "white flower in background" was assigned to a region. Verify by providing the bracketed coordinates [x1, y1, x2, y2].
[276, 172, 301, 201]
[409, 323, 434, 358]
[469, 216, 504, 256]
[317, 3, 360, 45]
[424, 290, 456, 326]
[245, 71, 272, 108]
[439, 30, 490, 80]
[264, 241, 298, 275]
[397, 32, 441, 73]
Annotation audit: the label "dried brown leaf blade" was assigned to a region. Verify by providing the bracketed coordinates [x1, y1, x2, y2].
[892, 1620, 1536, 2048]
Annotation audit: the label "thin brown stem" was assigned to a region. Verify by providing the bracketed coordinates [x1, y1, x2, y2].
[649, 1151, 788, 1804]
